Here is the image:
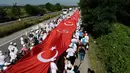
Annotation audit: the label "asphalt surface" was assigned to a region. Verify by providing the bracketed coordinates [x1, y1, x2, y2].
[0, 12, 60, 26]
[0, 10, 90, 73]
[0, 11, 76, 65]
[0, 16, 59, 54]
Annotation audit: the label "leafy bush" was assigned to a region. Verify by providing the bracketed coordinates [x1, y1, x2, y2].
[79, 0, 130, 72]
[96, 23, 130, 73]
[79, 0, 130, 37]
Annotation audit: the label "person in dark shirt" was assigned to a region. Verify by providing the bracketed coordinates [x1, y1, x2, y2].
[78, 46, 86, 62]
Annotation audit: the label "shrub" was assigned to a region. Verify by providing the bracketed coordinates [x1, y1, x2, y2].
[96, 23, 130, 73]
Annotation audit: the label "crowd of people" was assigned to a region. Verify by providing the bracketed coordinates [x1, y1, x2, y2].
[63, 19, 89, 73]
[48, 15, 90, 73]
[0, 12, 64, 72]
[0, 10, 93, 73]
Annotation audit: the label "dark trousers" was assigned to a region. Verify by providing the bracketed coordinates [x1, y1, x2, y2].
[69, 56, 76, 65]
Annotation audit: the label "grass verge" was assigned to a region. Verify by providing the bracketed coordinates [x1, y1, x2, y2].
[88, 36, 106, 73]
[0, 12, 61, 38]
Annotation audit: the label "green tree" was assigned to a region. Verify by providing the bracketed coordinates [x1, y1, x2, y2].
[45, 2, 54, 11]
[79, 0, 130, 73]
[79, 0, 117, 37]
[11, 3, 21, 18]
[38, 5, 47, 13]
[55, 3, 62, 11]
[0, 8, 7, 22]
[24, 4, 40, 16]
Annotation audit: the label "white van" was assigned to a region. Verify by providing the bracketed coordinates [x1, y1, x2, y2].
[62, 9, 68, 15]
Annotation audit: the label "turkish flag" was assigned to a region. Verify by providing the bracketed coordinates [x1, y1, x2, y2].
[4, 10, 79, 73]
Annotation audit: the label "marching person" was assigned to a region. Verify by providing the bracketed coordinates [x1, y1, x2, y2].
[0, 50, 5, 71]
[20, 35, 24, 45]
[66, 45, 76, 65]
[13, 43, 18, 54]
[20, 44, 28, 55]
[84, 33, 89, 43]
[3, 62, 10, 70]
[50, 59, 58, 73]
[79, 30, 83, 40]
[85, 34, 89, 50]
[65, 58, 74, 73]
[66, 46, 75, 58]
[81, 37, 87, 50]
[42, 32, 47, 41]
[78, 46, 86, 62]
[8, 42, 13, 53]
[9, 49, 17, 63]
[29, 43, 34, 50]
[9, 43, 18, 63]
[75, 30, 80, 40]
[69, 42, 77, 52]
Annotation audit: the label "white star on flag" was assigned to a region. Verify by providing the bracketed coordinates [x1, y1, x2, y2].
[51, 46, 56, 51]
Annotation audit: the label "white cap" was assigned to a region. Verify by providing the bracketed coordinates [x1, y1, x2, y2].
[10, 42, 13, 45]
[13, 43, 17, 46]
[23, 44, 26, 47]
[36, 30, 38, 34]
[66, 55, 69, 58]
[0, 50, 2, 55]
[31, 43, 34, 46]
[4, 62, 10, 65]
[69, 44, 72, 47]
[3, 67, 7, 70]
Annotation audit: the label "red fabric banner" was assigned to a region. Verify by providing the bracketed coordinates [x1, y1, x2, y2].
[4, 9, 80, 73]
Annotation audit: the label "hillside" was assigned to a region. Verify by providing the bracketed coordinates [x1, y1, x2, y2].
[89, 23, 130, 73]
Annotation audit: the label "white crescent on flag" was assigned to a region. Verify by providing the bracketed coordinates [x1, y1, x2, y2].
[37, 46, 58, 62]
[64, 23, 73, 26]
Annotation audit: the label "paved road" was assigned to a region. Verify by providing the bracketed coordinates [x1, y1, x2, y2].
[0, 16, 59, 54]
[75, 51, 91, 73]
[0, 12, 60, 26]
[0, 10, 91, 73]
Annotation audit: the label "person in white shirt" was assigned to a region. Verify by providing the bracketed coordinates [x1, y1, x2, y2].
[85, 34, 89, 50]
[20, 36, 24, 45]
[65, 59, 74, 73]
[66, 47, 75, 58]
[45, 24, 50, 33]
[0, 50, 5, 70]
[8, 42, 13, 53]
[42, 32, 47, 41]
[85, 35, 89, 43]
[81, 37, 87, 49]
[13, 43, 18, 54]
[69, 43, 77, 52]
[50, 22, 55, 29]
[75, 31, 80, 40]
[30, 43, 34, 50]
[3, 62, 10, 70]
[9, 43, 18, 62]
[9, 50, 17, 63]
[71, 38, 78, 44]
[50, 59, 58, 73]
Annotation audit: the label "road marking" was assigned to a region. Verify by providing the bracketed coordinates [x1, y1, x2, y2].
[0, 34, 22, 47]
[0, 17, 58, 47]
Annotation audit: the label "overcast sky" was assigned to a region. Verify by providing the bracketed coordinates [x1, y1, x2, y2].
[0, 0, 79, 5]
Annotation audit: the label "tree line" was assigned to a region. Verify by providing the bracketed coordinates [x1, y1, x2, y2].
[79, 0, 130, 73]
[79, 0, 130, 38]
[0, 2, 69, 23]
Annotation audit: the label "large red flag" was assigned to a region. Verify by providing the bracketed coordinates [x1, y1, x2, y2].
[4, 10, 79, 73]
